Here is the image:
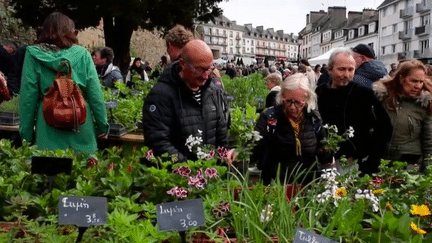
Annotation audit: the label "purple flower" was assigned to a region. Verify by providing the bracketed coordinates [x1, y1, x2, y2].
[212, 208, 223, 219]
[195, 177, 207, 190]
[167, 187, 178, 196]
[167, 187, 188, 199]
[196, 169, 204, 179]
[217, 201, 230, 213]
[205, 168, 218, 178]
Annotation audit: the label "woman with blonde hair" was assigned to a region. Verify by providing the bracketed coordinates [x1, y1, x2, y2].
[252, 73, 326, 185]
[373, 59, 432, 172]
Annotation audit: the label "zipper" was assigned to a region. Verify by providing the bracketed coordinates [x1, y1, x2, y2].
[408, 115, 414, 139]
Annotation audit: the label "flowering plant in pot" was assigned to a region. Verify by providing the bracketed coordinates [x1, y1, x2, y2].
[318, 124, 355, 167]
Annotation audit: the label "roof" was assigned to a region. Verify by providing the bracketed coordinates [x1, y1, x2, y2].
[377, 0, 398, 9]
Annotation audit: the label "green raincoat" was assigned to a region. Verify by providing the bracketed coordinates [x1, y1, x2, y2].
[19, 45, 109, 155]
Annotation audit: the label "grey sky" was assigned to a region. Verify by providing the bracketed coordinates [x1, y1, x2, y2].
[218, 0, 383, 35]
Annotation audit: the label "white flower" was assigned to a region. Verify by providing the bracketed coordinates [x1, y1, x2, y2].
[347, 126, 355, 138]
[323, 124, 329, 129]
[260, 204, 274, 222]
[251, 131, 263, 141]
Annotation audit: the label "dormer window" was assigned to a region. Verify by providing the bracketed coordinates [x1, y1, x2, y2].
[369, 22, 376, 33]
[359, 27, 365, 36]
[349, 30, 354, 39]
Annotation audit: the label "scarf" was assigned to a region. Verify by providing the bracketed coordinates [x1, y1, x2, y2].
[288, 111, 305, 156]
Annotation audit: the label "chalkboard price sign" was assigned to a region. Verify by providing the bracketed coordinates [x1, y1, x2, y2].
[156, 198, 205, 232]
[294, 228, 337, 243]
[59, 196, 107, 227]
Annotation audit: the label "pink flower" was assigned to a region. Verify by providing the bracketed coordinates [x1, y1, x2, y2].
[205, 168, 218, 178]
[188, 176, 200, 186]
[196, 169, 204, 179]
[217, 147, 229, 159]
[207, 150, 215, 160]
[217, 201, 230, 213]
[146, 150, 154, 161]
[173, 165, 191, 177]
[166, 187, 188, 199]
[371, 177, 383, 186]
[195, 177, 207, 190]
[106, 163, 114, 171]
[167, 187, 177, 196]
[212, 208, 223, 219]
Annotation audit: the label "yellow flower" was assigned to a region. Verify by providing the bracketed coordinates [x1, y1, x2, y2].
[411, 222, 426, 235]
[373, 189, 385, 195]
[386, 202, 394, 211]
[335, 188, 347, 197]
[411, 204, 431, 217]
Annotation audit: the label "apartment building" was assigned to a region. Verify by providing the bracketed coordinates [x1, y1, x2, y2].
[344, 10, 379, 54]
[378, 0, 432, 67]
[197, 15, 299, 62]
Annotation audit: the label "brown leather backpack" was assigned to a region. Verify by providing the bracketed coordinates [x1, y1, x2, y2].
[42, 61, 86, 132]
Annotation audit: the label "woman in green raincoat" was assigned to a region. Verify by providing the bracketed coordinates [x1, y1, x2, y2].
[19, 12, 108, 155]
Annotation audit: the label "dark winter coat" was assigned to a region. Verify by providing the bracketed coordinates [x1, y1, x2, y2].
[253, 106, 324, 185]
[142, 62, 228, 162]
[353, 60, 388, 89]
[315, 81, 393, 175]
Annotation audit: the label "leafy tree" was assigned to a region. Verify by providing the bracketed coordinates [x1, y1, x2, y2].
[7, 0, 223, 73]
[0, 3, 36, 45]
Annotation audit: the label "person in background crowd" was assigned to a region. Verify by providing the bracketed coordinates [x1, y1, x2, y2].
[143, 39, 231, 163]
[226, 63, 237, 79]
[315, 48, 392, 175]
[265, 73, 282, 108]
[283, 69, 292, 80]
[373, 60, 432, 173]
[165, 24, 194, 63]
[252, 73, 327, 185]
[19, 12, 108, 155]
[0, 41, 17, 79]
[92, 47, 123, 88]
[299, 64, 317, 90]
[143, 61, 153, 72]
[351, 44, 387, 89]
[300, 59, 311, 67]
[261, 67, 269, 78]
[125, 57, 149, 87]
[317, 63, 331, 86]
[314, 65, 321, 80]
[389, 63, 398, 77]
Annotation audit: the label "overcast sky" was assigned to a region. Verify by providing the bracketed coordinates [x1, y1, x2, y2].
[218, 0, 383, 35]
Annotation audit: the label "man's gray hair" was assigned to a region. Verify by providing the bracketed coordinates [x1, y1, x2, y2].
[269, 65, 277, 73]
[276, 73, 317, 112]
[328, 47, 353, 70]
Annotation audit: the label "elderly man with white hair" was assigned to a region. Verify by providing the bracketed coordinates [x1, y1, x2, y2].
[252, 73, 328, 185]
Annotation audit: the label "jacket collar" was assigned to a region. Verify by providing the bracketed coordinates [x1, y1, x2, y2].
[373, 80, 432, 108]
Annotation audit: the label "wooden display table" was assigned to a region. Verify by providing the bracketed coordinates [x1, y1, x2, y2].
[0, 124, 19, 132]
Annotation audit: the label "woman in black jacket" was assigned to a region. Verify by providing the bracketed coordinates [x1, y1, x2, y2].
[253, 73, 326, 185]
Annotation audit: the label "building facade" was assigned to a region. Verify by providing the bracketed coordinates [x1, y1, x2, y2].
[197, 15, 299, 63]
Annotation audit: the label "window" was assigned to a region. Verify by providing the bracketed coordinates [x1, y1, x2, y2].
[404, 20, 413, 32]
[393, 24, 398, 34]
[223, 30, 226, 37]
[404, 42, 410, 51]
[242, 39, 245, 45]
[251, 40, 254, 45]
[382, 46, 386, 55]
[229, 39, 233, 45]
[382, 26, 387, 36]
[383, 7, 387, 17]
[242, 47, 245, 53]
[230, 47, 233, 54]
[209, 28, 212, 35]
[420, 39, 429, 53]
[349, 30, 354, 39]
[421, 14, 430, 26]
[229, 31, 233, 37]
[369, 23, 376, 33]
[368, 43, 374, 50]
[392, 44, 396, 53]
[215, 29, 219, 36]
[393, 4, 397, 14]
[251, 48, 254, 54]
[359, 27, 365, 36]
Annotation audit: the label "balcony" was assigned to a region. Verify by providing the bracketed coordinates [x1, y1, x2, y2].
[415, 25, 432, 35]
[399, 29, 413, 40]
[400, 7, 414, 18]
[235, 36, 241, 40]
[414, 49, 432, 58]
[416, 1, 431, 12]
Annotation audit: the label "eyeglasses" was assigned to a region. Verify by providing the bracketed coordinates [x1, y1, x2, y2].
[283, 99, 306, 108]
[185, 60, 214, 76]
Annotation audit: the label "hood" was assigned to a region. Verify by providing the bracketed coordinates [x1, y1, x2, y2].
[356, 60, 388, 82]
[27, 44, 83, 73]
[373, 79, 432, 108]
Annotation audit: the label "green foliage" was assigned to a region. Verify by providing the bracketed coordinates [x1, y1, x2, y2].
[0, 95, 19, 113]
[0, 4, 35, 44]
[222, 72, 268, 109]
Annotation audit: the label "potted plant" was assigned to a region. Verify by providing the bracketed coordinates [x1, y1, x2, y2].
[0, 95, 19, 125]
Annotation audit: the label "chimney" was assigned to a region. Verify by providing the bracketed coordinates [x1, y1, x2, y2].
[328, 6, 347, 26]
[310, 10, 327, 24]
[245, 23, 253, 32]
[231, 21, 236, 26]
[277, 30, 284, 37]
[362, 8, 377, 18]
[306, 14, 310, 25]
[348, 11, 362, 24]
[290, 33, 294, 39]
[257, 26, 264, 33]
